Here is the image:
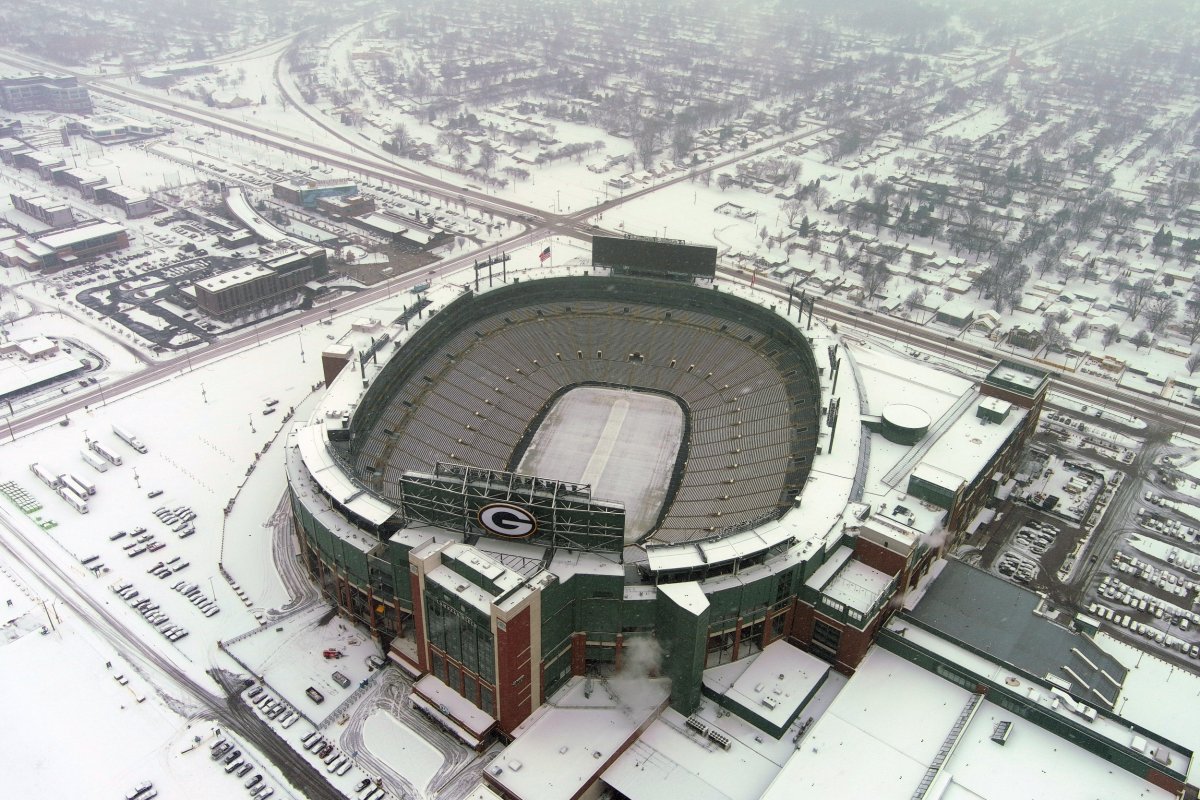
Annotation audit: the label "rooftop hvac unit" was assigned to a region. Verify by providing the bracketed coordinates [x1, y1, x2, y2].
[685, 717, 708, 737]
[991, 721, 1012, 745]
[707, 730, 732, 751]
[761, 696, 779, 710]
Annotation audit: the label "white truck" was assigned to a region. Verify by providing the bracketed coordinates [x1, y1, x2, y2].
[57, 484, 89, 514]
[81, 449, 109, 473]
[113, 425, 148, 454]
[89, 439, 123, 466]
[61, 473, 94, 498]
[30, 462, 61, 489]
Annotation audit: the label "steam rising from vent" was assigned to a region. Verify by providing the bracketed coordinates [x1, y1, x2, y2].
[620, 635, 663, 681]
[609, 635, 669, 717]
[920, 526, 951, 551]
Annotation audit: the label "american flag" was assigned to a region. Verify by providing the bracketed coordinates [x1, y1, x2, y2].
[539, 246, 552, 262]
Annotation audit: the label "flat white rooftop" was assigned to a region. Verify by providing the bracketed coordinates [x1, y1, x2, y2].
[914, 395, 1025, 492]
[194, 264, 271, 292]
[702, 640, 828, 733]
[486, 676, 669, 800]
[820, 558, 892, 614]
[760, 647, 1175, 800]
[37, 221, 124, 249]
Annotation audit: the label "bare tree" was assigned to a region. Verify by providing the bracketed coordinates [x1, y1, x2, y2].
[1101, 325, 1120, 349]
[904, 288, 927, 317]
[1187, 352, 1200, 376]
[476, 143, 497, 174]
[1132, 329, 1152, 351]
[860, 260, 890, 303]
[1071, 320, 1089, 341]
[1182, 295, 1200, 345]
[1144, 295, 1177, 334]
[782, 199, 803, 227]
[391, 122, 410, 154]
[1122, 278, 1155, 320]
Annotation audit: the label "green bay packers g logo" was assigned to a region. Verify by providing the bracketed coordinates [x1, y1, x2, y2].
[477, 502, 538, 538]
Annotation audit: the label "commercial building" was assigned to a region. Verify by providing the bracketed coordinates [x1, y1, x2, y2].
[9, 193, 74, 228]
[316, 192, 376, 218]
[78, 114, 159, 143]
[12, 149, 64, 180]
[192, 246, 328, 319]
[94, 185, 159, 219]
[52, 166, 108, 199]
[0, 220, 128, 270]
[272, 178, 358, 209]
[0, 76, 92, 114]
[349, 210, 450, 250]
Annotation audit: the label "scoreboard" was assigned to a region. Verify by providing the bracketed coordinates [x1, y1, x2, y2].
[592, 235, 717, 280]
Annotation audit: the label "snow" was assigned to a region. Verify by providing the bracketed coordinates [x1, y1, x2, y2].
[659, 581, 709, 616]
[1095, 631, 1200, 787]
[225, 602, 377, 727]
[701, 640, 828, 732]
[516, 386, 683, 542]
[821, 558, 892, 614]
[761, 647, 1175, 800]
[362, 708, 445, 793]
[0, 550, 297, 799]
[486, 676, 670, 800]
[414, 673, 495, 738]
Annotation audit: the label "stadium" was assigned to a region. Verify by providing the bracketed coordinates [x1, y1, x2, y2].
[285, 236, 1046, 746]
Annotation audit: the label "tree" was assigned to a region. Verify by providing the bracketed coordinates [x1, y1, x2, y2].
[1132, 329, 1152, 351]
[1056, 260, 1078, 282]
[391, 122, 410, 154]
[635, 120, 663, 169]
[860, 260, 890, 302]
[1081, 258, 1099, 283]
[476, 143, 497, 174]
[1101, 325, 1120, 349]
[782, 199, 803, 226]
[1187, 352, 1200, 376]
[1144, 295, 1177, 334]
[834, 241, 849, 270]
[1183, 296, 1200, 345]
[904, 288, 927, 316]
[671, 126, 693, 162]
[1122, 278, 1155, 320]
[1071, 320, 1089, 341]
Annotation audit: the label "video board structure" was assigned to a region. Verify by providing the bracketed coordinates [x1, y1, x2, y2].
[399, 462, 625, 553]
[592, 234, 717, 281]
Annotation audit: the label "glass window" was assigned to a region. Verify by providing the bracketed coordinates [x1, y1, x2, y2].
[812, 619, 841, 655]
